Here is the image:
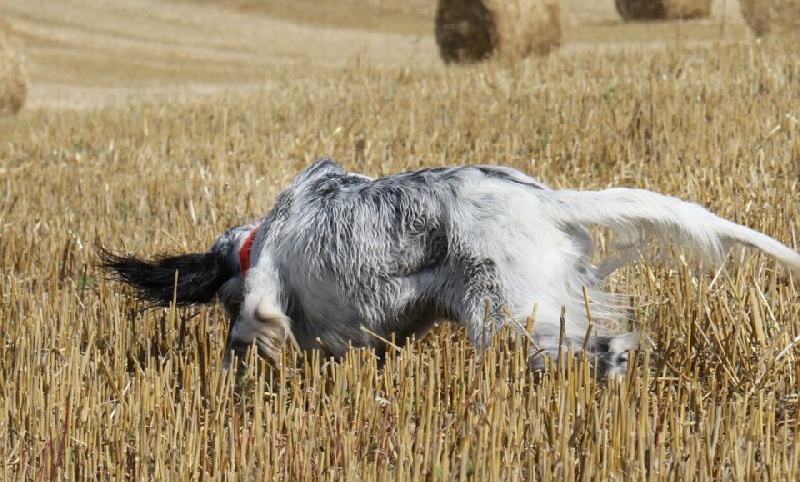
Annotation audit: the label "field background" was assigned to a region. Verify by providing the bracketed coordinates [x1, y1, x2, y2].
[2, 0, 800, 479]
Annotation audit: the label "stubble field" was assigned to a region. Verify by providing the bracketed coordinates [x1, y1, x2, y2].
[1, 0, 800, 479]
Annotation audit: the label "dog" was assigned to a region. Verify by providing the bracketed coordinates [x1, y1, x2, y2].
[100, 156, 800, 378]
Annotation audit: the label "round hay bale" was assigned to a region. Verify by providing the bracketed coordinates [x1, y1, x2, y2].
[0, 21, 27, 115]
[614, 0, 712, 21]
[434, 0, 561, 64]
[740, 0, 800, 38]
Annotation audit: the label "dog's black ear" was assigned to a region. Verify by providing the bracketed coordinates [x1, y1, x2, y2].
[98, 247, 236, 308]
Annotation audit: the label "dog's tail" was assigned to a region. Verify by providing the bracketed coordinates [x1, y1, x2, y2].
[98, 247, 237, 307]
[544, 188, 800, 271]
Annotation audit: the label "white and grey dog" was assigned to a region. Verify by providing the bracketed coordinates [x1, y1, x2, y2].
[101, 156, 800, 377]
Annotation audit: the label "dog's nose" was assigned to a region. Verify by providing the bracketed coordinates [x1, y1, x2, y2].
[222, 338, 253, 370]
[226, 338, 251, 360]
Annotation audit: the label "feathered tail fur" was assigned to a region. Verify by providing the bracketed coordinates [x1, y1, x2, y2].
[544, 188, 800, 271]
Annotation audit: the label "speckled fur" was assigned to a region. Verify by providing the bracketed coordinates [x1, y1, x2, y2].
[103, 156, 800, 379]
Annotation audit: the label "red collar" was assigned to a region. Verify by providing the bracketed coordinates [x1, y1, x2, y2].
[239, 224, 261, 276]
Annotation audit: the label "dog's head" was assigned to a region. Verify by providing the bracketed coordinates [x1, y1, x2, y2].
[99, 218, 263, 321]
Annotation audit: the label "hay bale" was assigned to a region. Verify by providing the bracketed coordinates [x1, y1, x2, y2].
[0, 20, 27, 115]
[740, 0, 800, 38]
[614, 0, 712, 21]
[434, 0, 560, 64]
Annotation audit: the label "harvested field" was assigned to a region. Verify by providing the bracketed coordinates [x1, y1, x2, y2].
[740, 0, 800, 38]
[1, 0, 799, 479]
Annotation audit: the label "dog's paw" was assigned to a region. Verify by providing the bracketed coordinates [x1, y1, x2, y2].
[592, 331, 640, 380]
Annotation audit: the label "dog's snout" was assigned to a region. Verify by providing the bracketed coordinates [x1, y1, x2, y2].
[227, 337, 252, 359]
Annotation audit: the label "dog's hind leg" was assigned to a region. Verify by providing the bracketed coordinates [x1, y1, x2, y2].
[523, 309, 640, 379]
[584, 332, 641, 378]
